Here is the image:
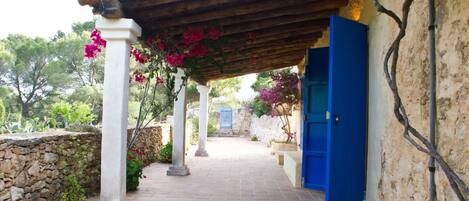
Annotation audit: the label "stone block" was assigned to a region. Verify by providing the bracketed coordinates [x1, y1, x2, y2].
[283, 151, 302, 188]
[270, 142, 297, 155]
[10, 186, 24, 201]
[43, 153, 58, 164]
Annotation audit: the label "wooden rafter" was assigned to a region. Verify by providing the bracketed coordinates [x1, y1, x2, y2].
[77, 0, 349, 82]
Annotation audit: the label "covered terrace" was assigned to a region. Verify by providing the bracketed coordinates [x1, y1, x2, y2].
[77, 0, 350, 200]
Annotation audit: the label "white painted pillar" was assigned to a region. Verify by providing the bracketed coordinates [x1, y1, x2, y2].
[195, 84, 211, 157]
[96, 18, 141, 201]
[167, 68, 190, 176]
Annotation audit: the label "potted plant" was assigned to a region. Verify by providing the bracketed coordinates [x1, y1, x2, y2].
[258, 70, 300, 154]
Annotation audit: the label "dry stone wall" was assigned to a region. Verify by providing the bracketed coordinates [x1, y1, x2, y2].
[0, 125, 170, 201]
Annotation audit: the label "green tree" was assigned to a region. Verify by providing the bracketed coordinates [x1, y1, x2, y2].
[250, 72, 273, 91]
[186, 77, 242, 105]
[250, 72, 274, 117]
[0, 35, 71, 117]
[53, 30, 104, 87]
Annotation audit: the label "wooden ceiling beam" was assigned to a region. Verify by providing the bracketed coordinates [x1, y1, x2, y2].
[156, 0, 347, 28]
[139, 0, 320, 22]
[122, 0, 181, 10]
[227, 22, 327, 44]
[130, 0, 252, 19]
[198, 50, 305, 75]
[146, 9, 335, 36]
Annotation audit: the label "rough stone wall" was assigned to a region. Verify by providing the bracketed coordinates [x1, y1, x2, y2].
[0, 125, 171, 201]
[231, 107, 252, 136]
[128, 124, 171, 166]
[0, 132, 101, 201]
[362, 0, 469, 200]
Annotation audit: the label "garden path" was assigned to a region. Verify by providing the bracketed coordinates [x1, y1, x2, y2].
[89, 137, 324, 201]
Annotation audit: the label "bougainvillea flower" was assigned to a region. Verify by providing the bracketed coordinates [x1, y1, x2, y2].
[156, 41, 165, 51]
[182, 27, 205, 45]
[133, 70, 146, 84]
[248, 32, 256, 43]
[84, 29, 106, 59]
[164, 53, 186, 67]
[90, 29, 106, 47]
[130, 48, 148, 64]
[146, 37, 155, 45]
[208, 27, 223, 40]
[156, 76, 164, 85]
[187, 44, 209, 58]
[84, 43, 100, 58]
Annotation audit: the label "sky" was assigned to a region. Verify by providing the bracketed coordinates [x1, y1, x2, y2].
[0, 0, 94, 39]
[0, 0, 256, 100]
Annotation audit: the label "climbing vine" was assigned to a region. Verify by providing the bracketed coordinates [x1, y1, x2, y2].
[373, 0, 469, 200]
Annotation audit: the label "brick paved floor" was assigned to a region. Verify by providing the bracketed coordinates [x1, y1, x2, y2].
[89, 137, 324, 201]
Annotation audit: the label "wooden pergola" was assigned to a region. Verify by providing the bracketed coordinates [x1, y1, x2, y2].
[80, 0, 347, 83]
[78, 1, 351, 200]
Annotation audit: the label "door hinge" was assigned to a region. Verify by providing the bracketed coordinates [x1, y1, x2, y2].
[301, 177, 305, 187]
[326, 111, 330, 120]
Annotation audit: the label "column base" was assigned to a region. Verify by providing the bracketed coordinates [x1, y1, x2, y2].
[167, 165, 190, 176]
[195, 149, 209, 157]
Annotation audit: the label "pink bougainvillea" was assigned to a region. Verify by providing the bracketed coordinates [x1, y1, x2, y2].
[258, 70, 300, 143]
[182, 27, 205, 45]
[164, 53, 186, 67]
[207, 27, 222, 40]
[130, 48, 148, 64]
[84, 29, 107, 59]
[187, 44, 209, 58]
[133, 70, 146, 84]
[248, 31, 256, 43]
[156, 76, 164, 85]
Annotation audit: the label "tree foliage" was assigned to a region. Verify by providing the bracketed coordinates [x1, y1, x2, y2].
[0, 34, 71, 117]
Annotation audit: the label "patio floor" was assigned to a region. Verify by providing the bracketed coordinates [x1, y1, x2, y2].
[89, 137, 324, 201]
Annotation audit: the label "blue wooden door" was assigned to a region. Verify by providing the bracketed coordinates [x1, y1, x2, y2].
[325, 16, 368, 201]
[301, 48, 329, 191]
[219, 108, 232, 129]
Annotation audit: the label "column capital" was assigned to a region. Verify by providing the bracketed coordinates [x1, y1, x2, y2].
[174, 68, 186, 79]
[196, 84, 211, 94]
[96, 17, 141, 42]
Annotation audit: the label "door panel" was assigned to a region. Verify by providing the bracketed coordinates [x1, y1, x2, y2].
[302, 47, 329, 191]
[326, 16, 368, 201]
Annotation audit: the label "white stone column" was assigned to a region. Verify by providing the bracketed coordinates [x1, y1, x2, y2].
[195, 84, 211, 157]
[167, 68, 190, 176]
[96, 18, 141, 201]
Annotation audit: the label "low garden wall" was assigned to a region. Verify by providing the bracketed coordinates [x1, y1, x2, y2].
[0, 124, 171, 201]
[249, 109, 301, 146]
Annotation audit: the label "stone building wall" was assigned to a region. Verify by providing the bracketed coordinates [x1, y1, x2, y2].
[310, 0, 469, 200]
[366, 1, 469, 200]
[0, 125, 171, 201]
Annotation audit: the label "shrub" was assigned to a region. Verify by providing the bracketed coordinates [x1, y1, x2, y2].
[207, 117, 217, 137]
[0, 100, 5, 124]
[250, 135, 258, 141]
[60, 174, 86, 201]
[50, 102, 96, 128]
[157, 143, 172, 163]
[190, 117, 199, 145]
[127, 150, 144, 192]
